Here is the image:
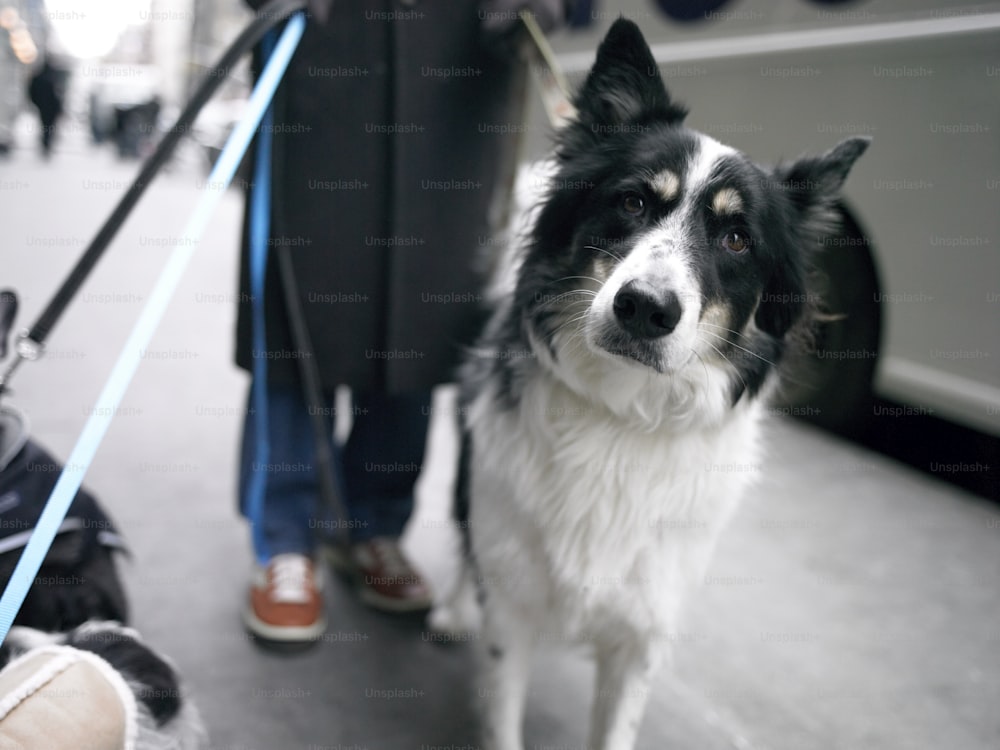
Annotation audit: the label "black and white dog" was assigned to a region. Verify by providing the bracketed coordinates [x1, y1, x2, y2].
[430, 18, 868, 750]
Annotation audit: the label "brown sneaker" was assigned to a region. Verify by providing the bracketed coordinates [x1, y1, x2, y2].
[331, 537, 432, 613]
[244, 554, 326, 642]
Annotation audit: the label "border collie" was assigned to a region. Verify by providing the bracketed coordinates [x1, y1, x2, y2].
[430, 18, 868, 750]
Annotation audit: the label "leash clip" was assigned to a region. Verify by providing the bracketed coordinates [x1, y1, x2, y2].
[14, 332, 44, 362]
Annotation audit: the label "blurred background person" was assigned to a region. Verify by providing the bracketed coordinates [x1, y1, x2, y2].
[27, 55, 68, 157]
[0, 0, 39, 155]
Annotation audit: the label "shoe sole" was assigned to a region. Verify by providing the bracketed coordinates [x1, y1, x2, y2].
[242, 606, 327, 642]
[357, 586, 433, 614]
[323, 544, 432, 613]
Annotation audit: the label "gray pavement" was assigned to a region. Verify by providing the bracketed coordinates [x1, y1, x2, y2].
[2, 125, 999, 750]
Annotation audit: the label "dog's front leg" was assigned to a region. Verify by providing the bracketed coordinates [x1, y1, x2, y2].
[478, 594, 535, 750]
[588, 640, 663, 750]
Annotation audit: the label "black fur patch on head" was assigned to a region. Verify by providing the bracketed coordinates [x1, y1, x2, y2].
[687, 139, 869, 404]
[755, 137, 871, 341]
[683, 153, 799, 402]
[717, 137, 870, 403]
[561, 18, 686, 159]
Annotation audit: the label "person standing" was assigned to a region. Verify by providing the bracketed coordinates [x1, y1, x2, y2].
[27, 57, 68, 157]
[236, 0, 571, 643]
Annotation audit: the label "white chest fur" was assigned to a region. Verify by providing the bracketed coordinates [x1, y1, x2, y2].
[468, 369, 764, 641]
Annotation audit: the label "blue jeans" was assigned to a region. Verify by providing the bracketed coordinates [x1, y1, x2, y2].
[239, 380, 430, 564]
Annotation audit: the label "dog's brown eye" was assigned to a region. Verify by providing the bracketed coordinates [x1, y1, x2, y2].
[622, 192, 645, 215]
[723, 231, 750, 254]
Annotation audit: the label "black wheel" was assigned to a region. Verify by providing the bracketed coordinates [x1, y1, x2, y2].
[775, 202, 882, 439]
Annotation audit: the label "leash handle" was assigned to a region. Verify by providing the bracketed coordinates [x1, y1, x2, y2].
[0, 12, 308, 645]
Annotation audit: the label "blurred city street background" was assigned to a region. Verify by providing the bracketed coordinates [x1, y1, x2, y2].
[2, 1, 999, 749]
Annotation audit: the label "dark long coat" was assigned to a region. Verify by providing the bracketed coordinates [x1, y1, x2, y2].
[235, 0, 531, 394]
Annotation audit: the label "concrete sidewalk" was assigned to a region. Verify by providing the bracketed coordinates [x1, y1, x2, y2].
[2, 135, 998, 750]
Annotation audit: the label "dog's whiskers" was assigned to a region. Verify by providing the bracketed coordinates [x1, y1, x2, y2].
[697, 337, 749, 393]
[548, 274, 607, 289]
[698, 321, 751, 341]
[690, 349, 713, 396]
[582, 244, 625, 264]
[533, 288, 599, 312]
[699, 328, 778, 368]
[551, 309, 592, 341]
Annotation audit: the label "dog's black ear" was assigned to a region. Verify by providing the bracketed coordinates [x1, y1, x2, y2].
[755, 137, 870, 338]
[571, 18, 686, 135]
[771, 137, 870, 238]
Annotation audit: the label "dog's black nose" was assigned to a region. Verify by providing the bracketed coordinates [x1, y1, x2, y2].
[613, 282, 682, 338]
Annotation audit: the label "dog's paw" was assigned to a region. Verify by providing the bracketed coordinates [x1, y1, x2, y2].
[426, 602, 475, 639]
[426, 562, 482, 638]
[427, 580, 482, 638]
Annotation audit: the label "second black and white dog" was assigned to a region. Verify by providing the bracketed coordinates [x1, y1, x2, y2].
[430, 18, 869, 750]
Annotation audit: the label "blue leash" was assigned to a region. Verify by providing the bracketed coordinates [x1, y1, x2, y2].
[246, 29, 277, 565]
[0, 12, 306, 643]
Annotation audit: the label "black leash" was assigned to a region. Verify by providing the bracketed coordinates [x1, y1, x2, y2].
[274, 248, 351, 548]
